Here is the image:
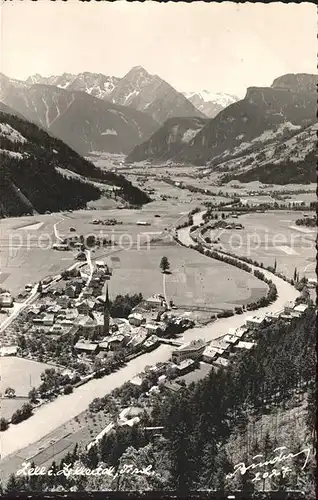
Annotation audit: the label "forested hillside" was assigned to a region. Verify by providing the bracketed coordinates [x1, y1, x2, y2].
[0, 110, 150, 216]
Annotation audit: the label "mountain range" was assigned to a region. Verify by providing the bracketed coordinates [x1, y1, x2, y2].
[21, 66, 206, 124]
[0, 67, 245, 157]
[127, 73, 317, 184]
[0, 104, 150, 217]
[0, 73, 159, 156]
[1, 68, 315, 191]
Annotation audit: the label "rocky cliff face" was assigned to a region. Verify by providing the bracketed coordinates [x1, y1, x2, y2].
[174, 73, 317, 166]
[271, 73, 317, 93]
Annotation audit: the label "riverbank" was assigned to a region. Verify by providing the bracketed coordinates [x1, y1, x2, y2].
[177, 211, 300, 341]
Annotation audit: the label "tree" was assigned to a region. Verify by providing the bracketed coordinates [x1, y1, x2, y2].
[28, 387, 38, 403]
[160, 256, 170, 273]
[5, 473, 27, 493]
[300, 285, 310, 303]
[86, 235, 96, 247]
[11, 403, 33, 424]
[0, 417, 9, 431]
[4, 387, 15, 398]
[37, 281, 43, 294]
[85, 444, 99, 469]
[64, 384, 73, 395]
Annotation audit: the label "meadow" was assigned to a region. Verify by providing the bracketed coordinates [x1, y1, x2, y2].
[105, 243, 268, 310]
[210, 211, 316, 280]
[0, 357, 57, 419]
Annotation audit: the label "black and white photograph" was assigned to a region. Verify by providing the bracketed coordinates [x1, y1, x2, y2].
[0, 1, 316, 498]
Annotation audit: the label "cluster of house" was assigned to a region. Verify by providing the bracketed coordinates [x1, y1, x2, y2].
[126, 299, 311, 393]
[78, 297, 315, 450]
[23, 276, 192, 364]
[0, 291, 13, 308]
[40, 260, 110, 303]
[73, 302, 192, 358]
[281, 301, 309, 319]
[73, 318, 164, 357]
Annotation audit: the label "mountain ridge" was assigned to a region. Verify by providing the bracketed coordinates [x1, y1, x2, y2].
[126, 116, 210, 163]
[0, 73, 160, 155]
[24, 67, 206, 124]
[126, 73, 317, 184]
[0, 110, 151, 217]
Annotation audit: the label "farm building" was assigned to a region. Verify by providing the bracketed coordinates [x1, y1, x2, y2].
[202, 346, 218, 364]
[175, 358, 196, 375]
[172, 339, 206, 364]
[213, 357, 230, 369]
[0, 292, 13, 308]
[292, 304, 309, 317]
[284, 301, 295, 314]
[245, 316, 265, 330]
[235, 341, 256, 350]
[74, 341, 99, 354]
[128, 312, 144, 326]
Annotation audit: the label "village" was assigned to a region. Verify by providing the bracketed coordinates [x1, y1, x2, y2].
[0, 240, 311, 434]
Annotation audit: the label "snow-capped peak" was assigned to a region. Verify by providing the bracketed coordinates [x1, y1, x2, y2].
[184, 90, 239, 107]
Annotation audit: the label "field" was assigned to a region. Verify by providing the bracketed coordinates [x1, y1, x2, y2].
[55, 201, 193, 241]
[105, 243, 268, 309]
[0, 213, 77, 296]
[0, 357, 57, 419]
[0, 200, 270, 316]
[209, 211, 316, 280]
[0, 357, 54, 396]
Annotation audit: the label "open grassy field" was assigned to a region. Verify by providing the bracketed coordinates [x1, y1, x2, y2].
[0, 201, 193, 298]
[0, 213, 76, 296]
[105, 243, 268, 309]
[210, 211, 316, 281]
[56, 202, 192, 240]
[0, 357, 57, 419]
[0, 357, 55, 396]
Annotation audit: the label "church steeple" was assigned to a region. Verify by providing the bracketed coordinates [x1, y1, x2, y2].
[104, 284, 110, 336]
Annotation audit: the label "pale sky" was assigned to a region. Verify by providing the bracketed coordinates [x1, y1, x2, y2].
[0, 1, 316, 97]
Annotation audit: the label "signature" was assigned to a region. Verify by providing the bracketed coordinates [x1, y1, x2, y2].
[226, 446, 311, 483]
